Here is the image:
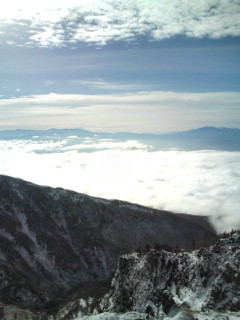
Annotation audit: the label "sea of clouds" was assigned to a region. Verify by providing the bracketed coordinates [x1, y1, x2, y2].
[0, 136, 240, 233]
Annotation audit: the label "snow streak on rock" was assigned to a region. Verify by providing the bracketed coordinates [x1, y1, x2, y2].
[98, 231, 240, 320]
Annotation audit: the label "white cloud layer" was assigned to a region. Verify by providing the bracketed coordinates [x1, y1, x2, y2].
[0, 0, 240, 46]
[0, 137, 239, 233]
[0, 91, 240, 132]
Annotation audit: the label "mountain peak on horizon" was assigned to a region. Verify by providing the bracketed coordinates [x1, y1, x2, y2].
[1, 125, 240, 134]
[190, 125, 237, 131]
[0, 125, 240, 151]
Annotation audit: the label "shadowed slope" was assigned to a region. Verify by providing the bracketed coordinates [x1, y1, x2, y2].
[0, 175, 216, 312]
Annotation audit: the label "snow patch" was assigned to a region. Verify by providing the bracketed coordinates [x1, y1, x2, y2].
[0, 228, 14, 241]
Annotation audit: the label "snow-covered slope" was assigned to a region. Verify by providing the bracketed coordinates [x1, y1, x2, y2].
[0, 174, 215, 316]
[92, 231, 239, 320]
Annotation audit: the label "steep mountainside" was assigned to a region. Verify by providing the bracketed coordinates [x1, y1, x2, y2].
[0, 175, 215, 314]
[98, 231, 240, 320]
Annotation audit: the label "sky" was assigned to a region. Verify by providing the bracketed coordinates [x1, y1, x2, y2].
[0, 0, 240, 132]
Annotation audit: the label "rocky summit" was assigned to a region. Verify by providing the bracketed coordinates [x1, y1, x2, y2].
[93, 231, 240, 320]
[0, 175, 216, 318]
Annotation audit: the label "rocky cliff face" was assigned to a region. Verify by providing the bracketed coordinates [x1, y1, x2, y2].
[0, 174, 216, 317]
[99, 231, 240, 320]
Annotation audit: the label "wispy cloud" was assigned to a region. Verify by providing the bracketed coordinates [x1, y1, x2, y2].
[69, 80, 150, 91]
[0, 137, 239, 233]
[0, 91, 240, 131]
[1, 0, 240, 47]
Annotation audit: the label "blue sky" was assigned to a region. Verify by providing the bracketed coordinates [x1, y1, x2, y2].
[0, 0, 240, 132]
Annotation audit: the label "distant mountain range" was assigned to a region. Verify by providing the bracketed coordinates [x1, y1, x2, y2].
[0, 126, 240, 151]
[0, 175, 215, 317]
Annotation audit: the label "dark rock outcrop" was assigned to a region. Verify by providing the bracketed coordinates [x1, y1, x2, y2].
[101, 231, 240, 319]
[0, 174, 216, 315]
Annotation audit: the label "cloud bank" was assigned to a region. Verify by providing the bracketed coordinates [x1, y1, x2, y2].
[0, 91, 240, 132]
[0, 136, 239, 233]
[0, 0, 240, 47]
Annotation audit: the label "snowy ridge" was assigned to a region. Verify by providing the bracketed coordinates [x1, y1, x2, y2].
[0, 174, 215, 318]
[86, 231, 240, 320]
